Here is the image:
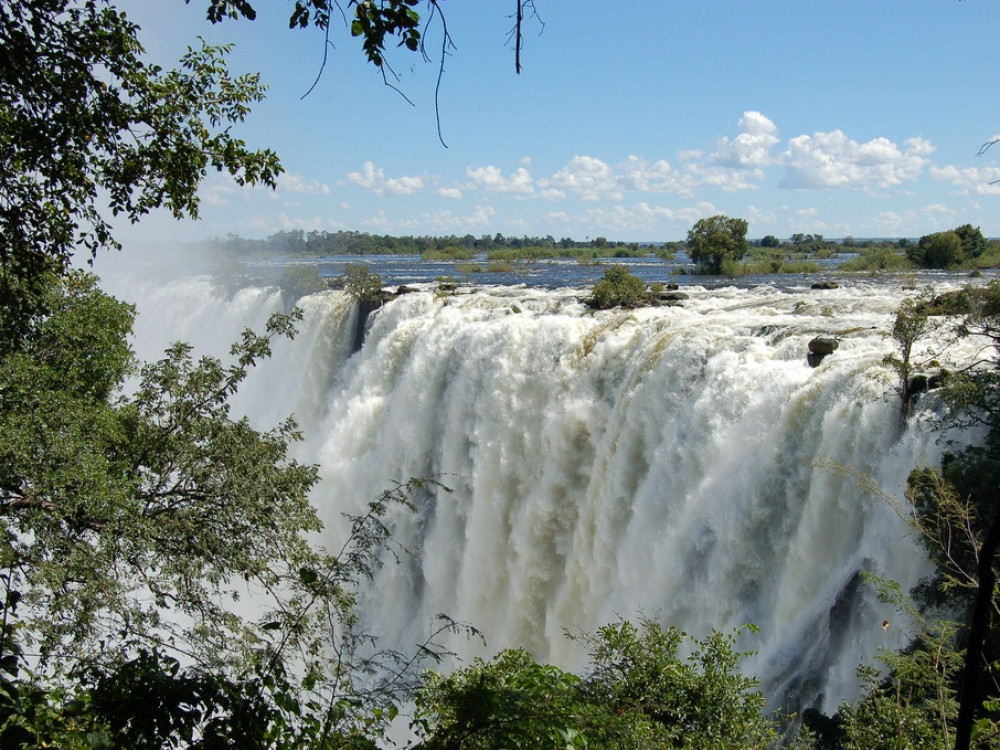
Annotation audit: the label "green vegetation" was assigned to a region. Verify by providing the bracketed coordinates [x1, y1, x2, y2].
[839, 244, 912, 272]
[275, 263, 328, 305]
[340, 262, 384, 303]
[414, 620, 775, 749]
[686, 215, 750, 274]
[589, 265, 650, 309]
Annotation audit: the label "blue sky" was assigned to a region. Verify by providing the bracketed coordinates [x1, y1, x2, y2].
[116, 0, 1000, 243]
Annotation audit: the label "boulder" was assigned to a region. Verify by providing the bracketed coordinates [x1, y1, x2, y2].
[807, 336, 839, 368]
[808, 337, 840, 355]
[810, 281, 840, 290]
[655, 291, 689, 303]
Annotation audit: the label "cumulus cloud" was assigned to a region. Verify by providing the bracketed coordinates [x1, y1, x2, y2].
[930, 164, 1000, 195]
[437, 187, 463, 199]
[546, 156, 620, 201]
[779, 130, 931, 189]
[279, 173, 331, 195]
[543, 155, 691, 201]
[466, 165, 534, 194]
[710, 110, 780, 169]
[581, 201, 718, 232]
[346, 161, 424, 196]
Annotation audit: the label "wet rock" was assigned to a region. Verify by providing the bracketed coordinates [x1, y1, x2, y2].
[807, 337, 839, 368]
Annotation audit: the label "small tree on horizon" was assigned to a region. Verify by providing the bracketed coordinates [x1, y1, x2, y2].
[687, 215, 749, 274]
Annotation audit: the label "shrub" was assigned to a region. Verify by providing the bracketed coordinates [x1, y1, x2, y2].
[590, 265, 649, 309]
[340, 263, 383, 303]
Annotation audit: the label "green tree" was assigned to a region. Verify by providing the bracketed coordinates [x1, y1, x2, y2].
[0, 272, 458, 747]
[341, 263, 384, 304]
[0, 1, 282, 337]
[0, 272, 322, 671]
[589, 265, 649, 309]
[414, 620, 774, 749]
[276, 263, 328, 306]
[882, 293, 933, 416]
[908, 231, 965, 269]
[686, 215, 749, 274]
[955, 224, 988, 260]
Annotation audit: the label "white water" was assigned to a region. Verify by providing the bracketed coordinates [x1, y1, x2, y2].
[105, 270, 979, 715]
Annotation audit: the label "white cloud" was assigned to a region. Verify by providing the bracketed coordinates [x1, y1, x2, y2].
[710, 110, 780, 169]
[466, 165, 534, 194]
[581, 201, 718, 232]
[930, 164, 1000, 195]
[277, 212, 333, 231]
[346, 161, 424, 196]
[360, 205, 497, 234]
[437, 187, 463, 199]
[279, 173, 330, 195]
[779, 130, 930, 189]
[543, 155, 692, 201]
[546, 155, 620, 201]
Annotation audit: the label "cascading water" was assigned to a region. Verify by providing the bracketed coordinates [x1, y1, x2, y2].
[104, 267, 978, 716]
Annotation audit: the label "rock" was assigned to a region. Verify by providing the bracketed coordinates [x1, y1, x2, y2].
[655, 291, 688, 302]
[808, 337, 839, 355]
[396, 285, 419, 295]
[927, 369, 950, 390]
[806, 337, 839, 368]
[908, 374, 928, 396]
[810, 281, 840, 290]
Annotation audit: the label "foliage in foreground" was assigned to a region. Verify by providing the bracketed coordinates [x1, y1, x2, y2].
[414, 620, 775, 750]
[0, 272, 461, 748]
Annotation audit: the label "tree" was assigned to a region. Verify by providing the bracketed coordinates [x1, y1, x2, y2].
[954, 224, 988, 261]
[0, 272, 323, 672]
[589, 265, 649, 309]
[0, 1, 282, 338]
[0, 272, 461, 747]
[686, 215, 749, 274]
[341, 263, 384, 304]
[908, 231, 965, 268]
[882, 293, 933, 416]
[414, 620, 775, 749]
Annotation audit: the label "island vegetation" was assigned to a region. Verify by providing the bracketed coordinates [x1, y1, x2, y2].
[208, 219, 1000, 281]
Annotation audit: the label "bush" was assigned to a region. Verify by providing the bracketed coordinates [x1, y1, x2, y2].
[590, 265, 649, 309]
[340, 263, 383, 303]
[275, 264, 327, 305]
[908, 231, 965, 269]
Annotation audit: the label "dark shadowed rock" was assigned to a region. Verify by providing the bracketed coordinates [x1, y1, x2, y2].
[807, 337, 839, 368]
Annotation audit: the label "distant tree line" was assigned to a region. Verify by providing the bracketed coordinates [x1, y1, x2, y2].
[213, 230, 649, 258]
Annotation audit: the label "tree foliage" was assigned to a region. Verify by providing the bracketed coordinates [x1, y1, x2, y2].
[908, 231, 966, 269]
[414, 620, 775, 749]
[0, 272, 322, 672]
[0, 1, 282, 332]
[341, 263, 385, 304]
[589, 265, 649, 309]
[686, 215, 749, 275]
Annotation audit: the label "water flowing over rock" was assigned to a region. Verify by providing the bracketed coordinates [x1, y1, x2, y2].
[105, 272, 979, 717]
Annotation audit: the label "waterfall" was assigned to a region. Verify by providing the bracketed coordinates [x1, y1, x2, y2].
[104, 270, 975, 716]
